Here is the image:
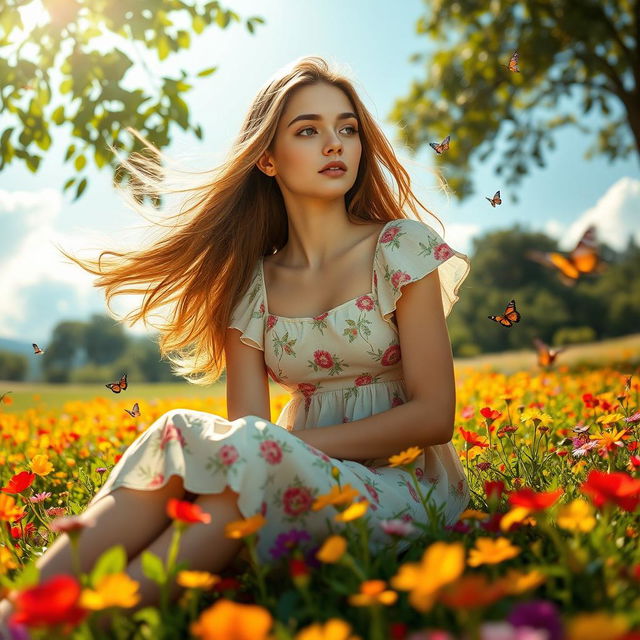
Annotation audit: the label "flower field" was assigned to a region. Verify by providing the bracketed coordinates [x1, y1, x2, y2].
[0, 357, 639, 640]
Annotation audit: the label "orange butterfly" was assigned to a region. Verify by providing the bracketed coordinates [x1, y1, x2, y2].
[486, 190, 501, 207]
[503, 50, 519, 72]
[429, 135, 450, 155]
[32, 343, 45, 355]
[533, 337, 566, 368]
[526, 225, 605, 286]
[124, 402, 140, 418]
[105, 373, 128, 393]
[488, 299, 521, 327]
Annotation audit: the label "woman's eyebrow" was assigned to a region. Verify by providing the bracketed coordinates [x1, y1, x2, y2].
[287, 112, 359, 127]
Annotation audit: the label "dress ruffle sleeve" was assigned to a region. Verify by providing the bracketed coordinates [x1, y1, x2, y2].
[374, 218, 471, 330]
[227, 266, 265, 351]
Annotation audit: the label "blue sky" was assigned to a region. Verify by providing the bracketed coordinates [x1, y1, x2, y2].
[0, 0, 638, 343]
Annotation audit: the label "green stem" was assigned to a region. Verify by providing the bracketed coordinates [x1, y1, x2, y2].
[245, 534, 270, 606]
[369, 604, 385, 640]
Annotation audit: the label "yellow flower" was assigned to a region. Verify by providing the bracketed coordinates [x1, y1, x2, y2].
[557, 498, 596, 533]
[520, 410, 553, 428]
[79, 573, 141, 610]
[224, 514, 267, 539]
[190, 598, 273, 640]
[390, 541, 465, 612]
[348, 580, 397, 607]
[295, 618, 362, 640]
[30, 454, 54, 476]
[596, 412, 625, 426]
[468, 537, 521, 567]
[388, 446, 422, 467]
[312, 484, 360, 511]
[589, 428, 628, 448]
[498, 568, 546, 595]
[458, 509, 489, 521]
[566, 612, 629, 640]
[316, 535, 347, 564]
[0, 495, 25, 522]
[335, 500, 369, 522]
[499, 506, 537, 532]
[0, 545, 20, 575]
[177, 571, 220, 590]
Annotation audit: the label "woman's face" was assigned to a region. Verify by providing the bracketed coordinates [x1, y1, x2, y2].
[258, 82, 362, 201]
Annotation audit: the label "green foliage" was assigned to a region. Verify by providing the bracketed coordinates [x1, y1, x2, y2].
[0, 1, 266, 201]
[88, 545, 128, 587]
[0, 348, 28, 380]
[447, 224, 640, 355]
[392, 0, 639, 200]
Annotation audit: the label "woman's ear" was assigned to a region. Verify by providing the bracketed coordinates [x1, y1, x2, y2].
[256, 152, 276, 176]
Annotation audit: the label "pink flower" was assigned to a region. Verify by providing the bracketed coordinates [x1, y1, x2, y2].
[355, 295, 375, 311]
[30, 492, 51, 503]
[434, 243, 454, 261]
[160, 421, 186, 450]
[355, 374, 374, 386]
[266, 315, 278, 330]
[260, 440, 283, 465]
[380, 518, 415, 537]
[313, 350, 334, 369]
[46, 507, 67, 517]
[406, 481, 419, 503]
[148, 473, 164, 488]
[365, 483, 380, 504]
[258, 302, 265, 314]
[282, 486, 313, 517]
[381, 344, 401, 366]
[313, 312, 329, 322]
[390, 270, 412, 290]
[297, 383, 317, 397]
[391, 394, 405, 407]
[380, 225, 401, 244]
[219, 444, 239, 466]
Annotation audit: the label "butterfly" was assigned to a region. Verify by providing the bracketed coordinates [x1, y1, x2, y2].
[124, 402, 140, 418]
[0, 391, 12, 403]
[32, 343, 45, 355]
[488, 299, 521, 327]
[429, 135, 450, 155]
[105, 373, 128, 393]
[525, 225, 605, 286]
[485, 190, 501, 207]
[533, 337, 566, 368]
[502, 50, 519, 72]
[571, 424, 590, 434]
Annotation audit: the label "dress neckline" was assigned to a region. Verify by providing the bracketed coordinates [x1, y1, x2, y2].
[259, 219, 395, 322]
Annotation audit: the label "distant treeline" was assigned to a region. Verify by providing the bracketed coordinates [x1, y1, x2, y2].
[1, 224, 638, 382]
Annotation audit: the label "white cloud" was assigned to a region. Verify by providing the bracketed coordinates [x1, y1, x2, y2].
[0, 189, 150, 341]
[543, 177, 640, 251]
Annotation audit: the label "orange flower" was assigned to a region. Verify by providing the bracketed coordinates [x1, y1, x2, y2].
[224, 514, 267, 539]
[312, 484, 360, 511]
[0, 494, 26, 522]
[167, 498, 212, 525]
[508, 487, 563, 511]
[190, 598, 272, 640]
[348, 580, 397, 607]
[388, 446, 422, 467]
[438, 574, 505, 608]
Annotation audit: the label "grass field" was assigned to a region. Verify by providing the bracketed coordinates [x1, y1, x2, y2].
[1, 333, 638, 415]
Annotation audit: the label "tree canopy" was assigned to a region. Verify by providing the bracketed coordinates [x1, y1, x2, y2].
[0, 0, 265, 200]
[390, 0, 639, 200]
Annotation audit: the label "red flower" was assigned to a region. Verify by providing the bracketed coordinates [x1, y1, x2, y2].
[259, 440, 283, 465]
[289, 557, 310, 579]
[434, 243, 454, 261]
[582, 393, 599, 408]
[485, 480, 504, 501]
[508, 487, 564, 511]
[580, 470, 640, 512]
[282, 486, 313, 517]
[354, 374, 374, 386]
[381, 344, 402, 366]
[313, 350, 334, 369]
[355, 295, 375, 312]
[480, 407, 501, 422]
[266, 315, 278, 330]
[1, 471, 36, 494]
[166, 498, 212, 524]
[10, 575, 88, 628]
[390, 270, 412, 290]
[211, 577, 242, 593]
[459, 426, 489, 448]
[380, 226, 401, 244]
[218, 444, 239, 466]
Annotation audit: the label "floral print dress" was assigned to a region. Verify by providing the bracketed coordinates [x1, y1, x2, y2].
[87, 218, 472, 564]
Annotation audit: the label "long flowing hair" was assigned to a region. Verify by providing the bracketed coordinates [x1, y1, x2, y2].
[57, 55, 445, 386]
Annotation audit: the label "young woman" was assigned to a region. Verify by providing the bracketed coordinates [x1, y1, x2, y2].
[0, 55, 471, 630]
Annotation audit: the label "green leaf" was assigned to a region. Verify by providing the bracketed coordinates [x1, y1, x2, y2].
[63, 177, 76, 191]
[51, 105, 65, 125]
[89, 545, 127, 586]
[64, 144, 76, 162]
[141, 550, 167, 584]
[196, 66, 217, 78]
[74, 154, 86, 171]
[157, 36, 170, 61]
[73, 176, 87, 201]
[192, 14, 205, 34]
[60, 78, 73, 94]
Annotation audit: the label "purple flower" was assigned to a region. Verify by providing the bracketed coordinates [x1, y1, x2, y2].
[507, 600, 563, 640]
[268, 528, 311, 560]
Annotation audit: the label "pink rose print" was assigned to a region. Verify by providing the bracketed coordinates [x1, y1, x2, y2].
[415, 467, 424, 480]
[365, 483, 380, 504]
[260, 440, 283, 465]
[355, 295, 374, 312]
[373, 271, 378, 288]
[391, 395, 405, 407]
[401, 513, 413, 522]
[342, 417, 352, 423]
[380, 225, 400, 244]
[314, 312, 329, 322]
[434, 243, 454, 261]
[160, 422, 186, 451]
[297, 383, 317, 398]
[266, 315, 278, 330]
[284, 344, 293, 355]
[259, 302, 265, 314]
[355, 374, 373, 386]
[347, 327, 358, 338]
[407, 480, 419, 503]
[282, 486, 314, 517]
[313, 350, 334, 369]
[381, 344, 402, 366]
[260, 500, 268, 517]
[391, 270, 412, 290]
[219, 444, 239, 466]
[307, 445, 330, 463]
[148, 473, 164, 488]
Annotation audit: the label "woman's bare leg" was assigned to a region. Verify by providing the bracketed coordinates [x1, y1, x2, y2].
[95, 485, 244, 631]
[0, 474, 189, 627]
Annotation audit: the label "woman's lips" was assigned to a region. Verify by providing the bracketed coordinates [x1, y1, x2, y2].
[320, 168, 346, 176]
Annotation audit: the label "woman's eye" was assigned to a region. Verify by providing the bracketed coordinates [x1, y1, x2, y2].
[297, 125, 359, 136]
